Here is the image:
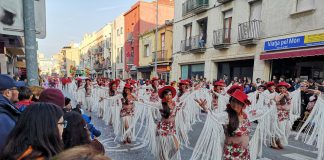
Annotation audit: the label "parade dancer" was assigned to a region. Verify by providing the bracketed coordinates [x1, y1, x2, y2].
[120, 84, 137, 144]
[272, 82, 295, 149]
[176, 80, 190, 102]
[295, 91, 323, 160]
[150, 77, 160, 103]
[154, 86, 181, 160]
[76, 79, 85, 106]
[192, 90, 271, 160]
[201, 80, 227, 113]
[84, 78, 93, 112]
[126, 85, 204, 160]
[98, 82, 108, 118]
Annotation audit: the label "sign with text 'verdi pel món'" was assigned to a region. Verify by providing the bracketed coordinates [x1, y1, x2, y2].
[264, 33, 324, 52]
[0, 0, 46, 39]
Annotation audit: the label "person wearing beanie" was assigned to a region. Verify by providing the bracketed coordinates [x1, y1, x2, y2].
[39, 88, 65, 108]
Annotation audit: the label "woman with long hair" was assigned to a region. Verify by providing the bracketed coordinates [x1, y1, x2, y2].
[150, 77, 160, 102]
[62, 111, 91, 149]
[177, 80, 190, 102]
[192, 90, 272, 160]
[155, 86, 180, 160]
[1, 103, 65, 160]
[120, 84, 137, 144]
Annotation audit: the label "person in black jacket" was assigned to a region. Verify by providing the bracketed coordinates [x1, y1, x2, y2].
[0, 74, 21, 152]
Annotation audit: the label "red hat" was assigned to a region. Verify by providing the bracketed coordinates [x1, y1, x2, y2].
[276, 82, 290, 89]
[179, 80, 189, 85]
[124, 84, 133, 89]
[227, 85, 244, 95]
[231, 90, 251, 106]
[266, 82, 275, 88]
[85, 78, 91, 81]
[158, 86, 176, 99]
[130, 80, 137, 85]
[151, 77, 159, 83]
[109, 80, 118, 87]
[214, 80, 225, 86]
[39, 88, 65, 108]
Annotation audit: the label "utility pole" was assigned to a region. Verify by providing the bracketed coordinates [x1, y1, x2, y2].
[23, 0, 39, 86]
[154, 0, 158, 77]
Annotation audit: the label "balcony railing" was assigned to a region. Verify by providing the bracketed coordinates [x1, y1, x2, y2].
[213, 28, 231, 49]
[152, 50, 172, 62]
[238, 20, 261, 45]
[217, 0, 233, 4]
[127, 56, 134, 65]
[181, 35, 207, 53]
[182, 0, 209, 16]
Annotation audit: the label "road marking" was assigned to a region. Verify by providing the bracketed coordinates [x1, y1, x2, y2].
[283, 153, 315, 160]
[286, 144, 317, 153]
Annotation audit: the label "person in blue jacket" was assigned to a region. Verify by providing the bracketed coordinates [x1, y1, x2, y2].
[0, 74, 21, 152]
[72, 106, 101, 139]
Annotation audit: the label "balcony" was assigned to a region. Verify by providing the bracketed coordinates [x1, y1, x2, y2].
[127, 56, 134, 65]
[238, 20, 261, 45]
[182, 0, 209, 16]
[213, 28, 231, 49]
[181, 35, 207, 53]
[152, 50, 172, 63]
[217, 0, 233, 4]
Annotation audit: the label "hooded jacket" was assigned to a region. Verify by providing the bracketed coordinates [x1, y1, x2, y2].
[0, 94, 21, 152]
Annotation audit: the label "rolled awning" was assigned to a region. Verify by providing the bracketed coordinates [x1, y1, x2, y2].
[6, 47, 25, 56]
[15, 61, 26, 68]
[260, 47, 324, 60]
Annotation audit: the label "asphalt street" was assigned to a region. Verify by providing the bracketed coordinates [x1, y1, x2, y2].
[63, 90, 318, 160]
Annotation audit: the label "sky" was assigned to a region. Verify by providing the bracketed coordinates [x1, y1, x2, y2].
[37, 0, 141, 58]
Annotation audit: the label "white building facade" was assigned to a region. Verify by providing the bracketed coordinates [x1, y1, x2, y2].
[112, 15, 126, 79]
[172, 0, 324, 83]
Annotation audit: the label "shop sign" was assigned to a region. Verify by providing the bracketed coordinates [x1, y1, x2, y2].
[264, 33, 324, 51]
[157, 66, 170, 73]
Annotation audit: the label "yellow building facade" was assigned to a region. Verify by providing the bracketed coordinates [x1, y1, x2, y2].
[138, 23, 173, 82]
[59, 43, 80, 77]
[79, 23, 113, 78]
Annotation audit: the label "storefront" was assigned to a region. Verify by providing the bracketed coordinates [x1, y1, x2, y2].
[157, 65, 171, 84]
[217, 59, 254, 83]
[181, 63, 204, 80]
[137, 66, 153, 80]
[261, 33, 324, 81]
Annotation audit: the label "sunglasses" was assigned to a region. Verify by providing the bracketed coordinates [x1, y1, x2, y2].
[58, 120, 68, 128]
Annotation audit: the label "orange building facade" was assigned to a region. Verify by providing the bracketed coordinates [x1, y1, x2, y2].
[124, 0, 174, 79]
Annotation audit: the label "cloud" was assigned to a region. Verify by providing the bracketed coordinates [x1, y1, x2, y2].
[96, 5, 126, 12]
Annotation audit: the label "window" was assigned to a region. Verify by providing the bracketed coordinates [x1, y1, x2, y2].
[117, 48, 120, 63]
[184, 24, 192, 47]
[249, 1, 262, 21]
[296, 0, 314, 12]
[223, 10, 232, 43]
[144, 44, 150, 57]
[120, 47, 124, 63]
[117, 29, 119, 36]
[197, 18, 208, 47]
[120, 27, 123, 35]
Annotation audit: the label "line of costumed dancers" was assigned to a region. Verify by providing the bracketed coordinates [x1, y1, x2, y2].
[62, 77, 324, 160]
